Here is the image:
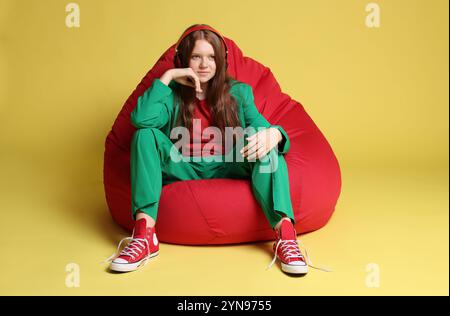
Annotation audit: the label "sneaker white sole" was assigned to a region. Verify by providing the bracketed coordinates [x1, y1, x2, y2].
[281, 262, 308, 274]
[110, 251, 159, 272]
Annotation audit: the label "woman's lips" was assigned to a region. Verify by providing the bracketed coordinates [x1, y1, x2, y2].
[198, 72, 209, 75]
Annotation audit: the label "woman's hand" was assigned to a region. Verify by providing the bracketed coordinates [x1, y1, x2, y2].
[240, 127, 282, 160]
[160, 68, 203, 93]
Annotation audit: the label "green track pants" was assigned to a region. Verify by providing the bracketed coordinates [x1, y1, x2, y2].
[130, 127, 295, 229]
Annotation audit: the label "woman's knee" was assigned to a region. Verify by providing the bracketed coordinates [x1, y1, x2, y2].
[133, 127, 167, 146]
[249, 150, 284, 174]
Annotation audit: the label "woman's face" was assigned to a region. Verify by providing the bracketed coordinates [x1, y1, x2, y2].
[189, 39, 217, 84]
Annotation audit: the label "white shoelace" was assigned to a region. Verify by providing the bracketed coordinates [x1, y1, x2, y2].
[103, 236, 150, 265]
[266, 238, 333, 272]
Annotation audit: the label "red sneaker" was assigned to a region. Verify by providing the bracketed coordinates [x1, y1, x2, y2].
[267, 219, 308, 274]
[106, 218, 159, 272]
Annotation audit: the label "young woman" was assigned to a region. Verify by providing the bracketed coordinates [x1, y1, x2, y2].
[106, 24, 308, 275]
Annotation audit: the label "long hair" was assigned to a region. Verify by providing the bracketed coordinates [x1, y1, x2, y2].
[172, 24, 241, 150]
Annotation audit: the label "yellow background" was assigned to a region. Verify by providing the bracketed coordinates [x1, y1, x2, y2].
[0, 0, 448, 295]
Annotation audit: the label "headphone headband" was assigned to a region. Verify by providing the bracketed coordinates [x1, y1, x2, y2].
[174, 25, 228, 54]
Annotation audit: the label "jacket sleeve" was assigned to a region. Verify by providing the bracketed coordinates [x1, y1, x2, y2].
[242, 84, 290, 154]
[130, 78, 174, 129]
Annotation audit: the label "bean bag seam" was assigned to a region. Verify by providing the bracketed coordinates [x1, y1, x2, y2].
[106, 130, 129, 153]
[185, 181, 218, 239]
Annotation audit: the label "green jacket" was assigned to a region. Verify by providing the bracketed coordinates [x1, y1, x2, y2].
[130, 78, 290, 154]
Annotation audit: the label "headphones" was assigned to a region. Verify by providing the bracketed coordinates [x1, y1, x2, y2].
[173, 25, 229, 69]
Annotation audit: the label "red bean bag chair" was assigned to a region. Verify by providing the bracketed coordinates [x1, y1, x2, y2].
[103, 37, 342, 245]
